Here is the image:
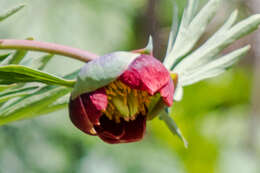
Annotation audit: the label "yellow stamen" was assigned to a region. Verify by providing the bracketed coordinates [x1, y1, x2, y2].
[103, 80, 151, 123]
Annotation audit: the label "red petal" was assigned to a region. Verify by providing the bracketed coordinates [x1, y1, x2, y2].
[69, 96, 96, 135]
[81, 88, 108, 125]
[119, 54, 170, 95]
[159, 78, 174, 106]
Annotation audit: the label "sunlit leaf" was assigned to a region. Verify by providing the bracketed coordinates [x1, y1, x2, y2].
[173, 14, 260, 75]
[180, 46, 250, 86]
[164, 0, 221, 69]
[164, 0, 260, 101]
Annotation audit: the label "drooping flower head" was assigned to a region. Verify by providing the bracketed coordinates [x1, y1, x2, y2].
[69, 52, 174, 144]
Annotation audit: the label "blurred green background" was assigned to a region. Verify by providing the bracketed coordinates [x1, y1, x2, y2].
[0, 0, 260, 173]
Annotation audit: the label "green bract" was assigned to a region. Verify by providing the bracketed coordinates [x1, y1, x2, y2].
[71, 51, 140, 99]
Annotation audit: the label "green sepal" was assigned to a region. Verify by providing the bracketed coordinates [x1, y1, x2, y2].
[71, 51, 140, 99]
[143, 36, 153, 54]
[159, 109, 188, 148]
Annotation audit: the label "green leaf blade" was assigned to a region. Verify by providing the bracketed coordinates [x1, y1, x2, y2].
[173, 14, 260, 75]
[0, 86, 70, 126]
[32, 54, 54, 70]
[0, 65, 75, 87]
[0, 86, 38, 104]
[180, 45, 250, 86]
[0, 4, 25, 22]
[164, 0, 221, 69]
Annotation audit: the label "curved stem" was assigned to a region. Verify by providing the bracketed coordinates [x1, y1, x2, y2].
[0, 39, 98, 62]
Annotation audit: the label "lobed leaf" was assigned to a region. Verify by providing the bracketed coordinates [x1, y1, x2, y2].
[165, 0, 260, 101]
[180, 45, 250, 86]
[164, 0, 221, 69]
[173, 14, 260, 75]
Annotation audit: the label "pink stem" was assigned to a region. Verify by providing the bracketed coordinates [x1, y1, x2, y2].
[0, 39, 98, 62]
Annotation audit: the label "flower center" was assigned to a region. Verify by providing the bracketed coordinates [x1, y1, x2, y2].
[104, 80, 151, 123]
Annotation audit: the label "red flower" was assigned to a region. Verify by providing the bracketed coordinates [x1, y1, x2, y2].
[69, 53, 174, 144]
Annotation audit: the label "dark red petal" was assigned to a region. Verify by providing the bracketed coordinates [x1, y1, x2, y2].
[69, 96, 96, 136]
[81, 88, 108, 125]
[159, 78, 174, 106]
[95, 115, 146, 144]
[119, 115, 146, 143]
[95, 116, 125, 144]
[119, 54, 170, 95]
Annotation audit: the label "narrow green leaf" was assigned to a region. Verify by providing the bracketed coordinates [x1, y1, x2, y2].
[0, 86, 38, 104]
[5, 37, 34, 65]
[205, 9, 238, 46]
[0, 84, 16, 92]
[0, 4, 25, 22]
[0, 67, 80, 126]
[36, 101, 68, 116]
[7, 50, 28, 65]
[36, 95, 69, 116]
[32, 54, 54, 70]
[0, 53, 11, 62]
[0, 65, 75, 87]
[0, 86, 70, 126]
[166, 1, 180, 56]
[159, 110, 188, 148]
[185, 0, 199, 25]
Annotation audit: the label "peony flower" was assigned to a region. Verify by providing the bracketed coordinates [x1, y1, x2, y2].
[69, 51, 174, 144]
